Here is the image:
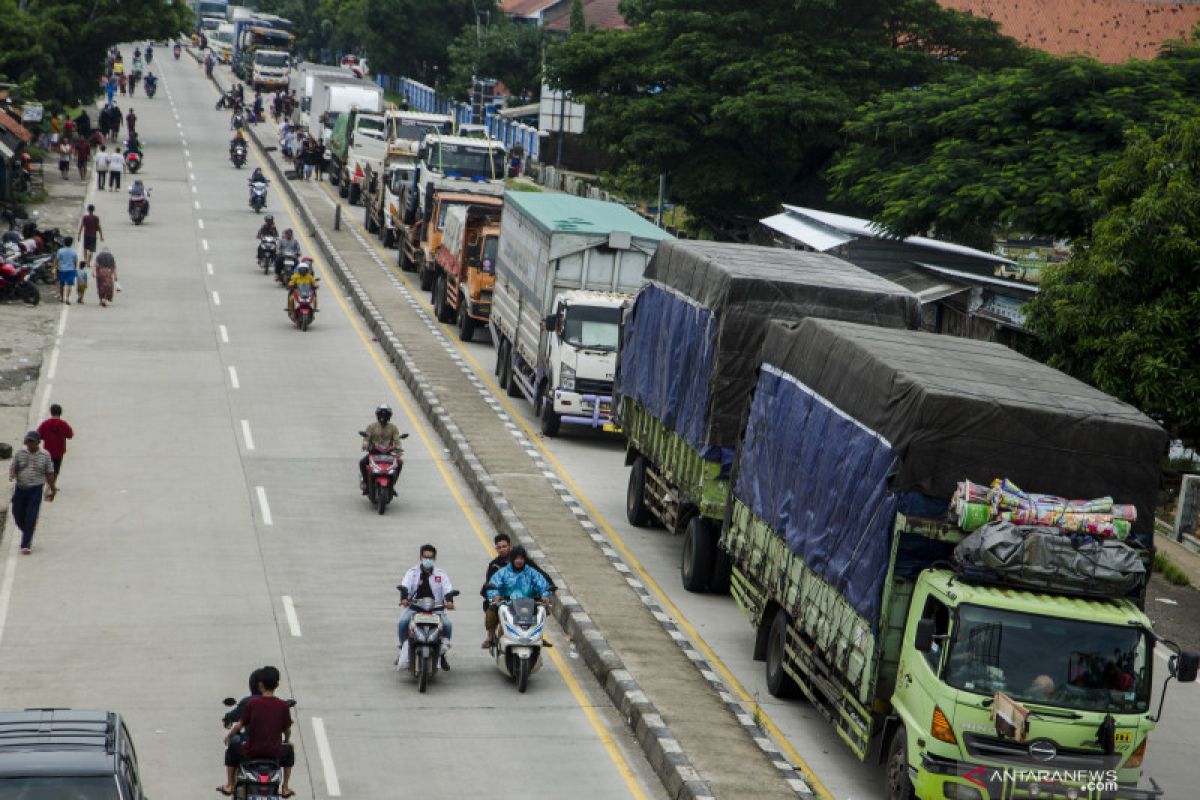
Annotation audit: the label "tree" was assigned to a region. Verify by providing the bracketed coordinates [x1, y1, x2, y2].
[569, 0, 585, 34]
[356, 0, 494, 86]
[1024, 119, 1200, 445]
[545, 0, 1027, 230]
[446, 14, 544, 100]
[828, 47, 1200, 244]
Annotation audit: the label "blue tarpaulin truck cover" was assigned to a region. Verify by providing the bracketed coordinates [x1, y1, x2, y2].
[734, 318, 1167, 626]
[616, 240, 919, 464]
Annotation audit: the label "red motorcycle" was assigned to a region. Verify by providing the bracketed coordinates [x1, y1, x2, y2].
[359, 432, 408, 514]
[0, 261, 40, 305]
[288, 284, 316, 331]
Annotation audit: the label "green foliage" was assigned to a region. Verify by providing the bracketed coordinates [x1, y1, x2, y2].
[1154, 552, 1191, 586]
[830, 48, 1200, 241]
[546, 0, 1027, 229]
[446, 14, 544, 100]
[569, 0, 585, 34]
[0, 0, 190, 107]
[254, 0, 329, 60]
[1024, 119, 1200, 445]
[358, 0, 492, 86]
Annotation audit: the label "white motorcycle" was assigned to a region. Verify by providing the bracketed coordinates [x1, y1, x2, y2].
[398, 587, 459, 693]
[489, 596, 548, 693]
[249, 180, 269, 213]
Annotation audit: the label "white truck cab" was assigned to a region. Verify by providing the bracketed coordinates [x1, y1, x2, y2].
[541, 291, 627, 432]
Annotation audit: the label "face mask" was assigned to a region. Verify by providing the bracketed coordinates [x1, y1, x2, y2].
[421, 558, 435, 570]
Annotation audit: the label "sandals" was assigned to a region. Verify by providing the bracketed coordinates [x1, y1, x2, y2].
[215, 788, 232, 796]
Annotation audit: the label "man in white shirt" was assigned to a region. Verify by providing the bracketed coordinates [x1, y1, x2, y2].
[95, 146, 109, 191]
[107, 146, 124, 191]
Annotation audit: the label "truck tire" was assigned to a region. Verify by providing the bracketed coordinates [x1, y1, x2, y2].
[765, 610, 800, 699]
[382, 227, 395, 248]
[349, 182, 361, 206]
[709, 548, 732, 595]
[434, 277, 454, 323]
[419, 257, 434, 291]
[504, 345, 522, 398]
[458, 301, 476, 342]
[681, 517, 718, 592]
[540, 387, 561, 437]
[884, 728, 915, 800]
[365, 207, 378, 234]
[494, 340, 506, 376]
[399, 245, 413, 272]
[338, 171, 349, 198]
[626, 457, 653, 527]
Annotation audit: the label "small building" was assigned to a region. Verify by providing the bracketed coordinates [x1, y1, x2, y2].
[500, 0, 629, 30]
[0, 107, 32, 202]
[760, 205, 1036, 347]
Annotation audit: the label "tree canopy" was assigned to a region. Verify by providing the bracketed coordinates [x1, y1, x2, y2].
[446, 14, 544, 101]
[545, 0, 1028, 230]
[828, 46, 1200, 244]
[1024, 118, 1200, 445]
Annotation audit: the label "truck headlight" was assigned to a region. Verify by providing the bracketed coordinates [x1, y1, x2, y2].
[560, 365, 575, 391]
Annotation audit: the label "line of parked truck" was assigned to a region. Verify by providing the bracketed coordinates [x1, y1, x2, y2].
[294, 53, 1200, 799]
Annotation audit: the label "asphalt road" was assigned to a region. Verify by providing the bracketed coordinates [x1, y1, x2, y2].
[298, 133, 1200, 798]
[0, 47, 665, 800]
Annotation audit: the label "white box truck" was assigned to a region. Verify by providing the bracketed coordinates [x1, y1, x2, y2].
[491, 192, 672, 437]
[305, 75, 382, 142]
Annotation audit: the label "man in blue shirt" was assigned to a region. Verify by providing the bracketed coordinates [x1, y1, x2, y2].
[54, 237, 79, 305]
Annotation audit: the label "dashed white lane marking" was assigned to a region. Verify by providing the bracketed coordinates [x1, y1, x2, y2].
[240, 419, 255, 450]
[311, 718, 341, 795]
[187, 160, 193, 169]
[281, 596, 302, 637]
[191, 186, 197, 194]
[194, 200, 201, 210]
[255, 486, 273, 526]
[219, 324, 229, 343]
[189, 172, 196, 181]
[202, 239, 209, 250]
[228, 366, 240, 389]
[206, 262, 214, 275]
[211, 290, 220, 306]
[184, 149, 190, 157]
[197, 218, 205, 230]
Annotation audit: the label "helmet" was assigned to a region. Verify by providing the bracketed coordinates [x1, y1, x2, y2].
[296, 263, 311, 275]
[283, 228, 293, 237]
[375, 404, 392, 423]
[264, 214, 274, 223]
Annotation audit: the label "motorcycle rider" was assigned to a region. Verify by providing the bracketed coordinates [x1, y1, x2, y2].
[229, 129, 247, 161]
[143, 71, 157, 95]
[204, 52, 214, 78]
[124, 132, 142, 160]
[218, 665, 294, 798]
[360, 404, 402, 495]
[286, 259, 319, 314]
[396, 544, 455, 670]
[256, 214, 278, 261]
[127, 179, 150, 216]
[485, 545, 552, 646]
[480, 532, 556, 649]
[274, 227, 299, 279]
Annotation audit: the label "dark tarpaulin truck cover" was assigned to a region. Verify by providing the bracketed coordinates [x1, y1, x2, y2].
[617, 240, 920, 461]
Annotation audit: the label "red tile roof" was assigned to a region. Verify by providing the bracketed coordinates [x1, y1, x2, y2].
[501, 0, 562, 17]
[0, 110, 32, 145]
[941, 0, 1200, 62]
[544, 0, 629, 31]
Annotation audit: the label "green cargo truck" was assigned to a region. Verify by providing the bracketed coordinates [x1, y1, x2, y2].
[616, 240, 920, 589]
[724, 318, 1197, 799]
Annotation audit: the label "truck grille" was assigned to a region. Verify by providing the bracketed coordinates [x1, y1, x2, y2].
[962, 734, 1116, 770]
[574, 378, 613, 397]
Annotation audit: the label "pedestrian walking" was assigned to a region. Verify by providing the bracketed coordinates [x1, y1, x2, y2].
[53, 236, 79, 304]
[96, 145, 109, 190]
[78, 205, 103, 265]
[73, 135, 91, 180]
[108, 147, 123, 190]
[314, 139, 326, 181]
[57, 139, 71, 179]
[76, 256, 90, 304]
[302, 138, 316, 180]
[118, 73, 127, 96]
[8, 431, 57, 555]
[94, 246, 117, 307]
[36, 405, 74, 477]
[126, 109, 137, 137]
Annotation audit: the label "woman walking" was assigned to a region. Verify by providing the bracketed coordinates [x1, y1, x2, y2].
[94, 247, 117, 307]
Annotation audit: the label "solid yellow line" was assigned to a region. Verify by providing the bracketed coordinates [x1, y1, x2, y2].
[232, 112, 648, 800]
[320, 174, 836, 799]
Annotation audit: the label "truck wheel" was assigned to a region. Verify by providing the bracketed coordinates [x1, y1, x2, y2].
[382, 227, 395, 248]
[349, 182, 361, 206]
[709, 548, 732, 595]
[765, 610, 799, 699]
[434, 277, 454, 323]
[884, 728, 915, 800]
[365, 208, 377, 234]
[540, 389, 561, 437]
[626, 457, 653, 527]
[419, 258, 434, 292]
[338, 173, 349, 198]
[681, 517, 717, 592]
[494, 339, 506, 376]
[458, 301, 475, 342]
[504, 345, 522, 398]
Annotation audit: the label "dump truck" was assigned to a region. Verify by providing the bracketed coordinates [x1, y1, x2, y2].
[397, 190, 498, 291]
[328, 107, 386, 206]
[492, 193, 671, 437]
[404, 133, 507, 235]
[362, 111, 453, 246]
[428, 199, 503, 342]
[725, 318, 1193, 799]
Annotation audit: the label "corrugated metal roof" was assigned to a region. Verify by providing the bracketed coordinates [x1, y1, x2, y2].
[913, 262, 1039, 294]
[0, 111, 31, 145]
[505, 192, 672, 240]
[544, 0, 629, 30]
[760, 212, 853, 252]
[501, 0, 562, 17]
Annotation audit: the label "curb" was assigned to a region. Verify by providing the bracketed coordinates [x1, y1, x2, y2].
[231, 94, 716, 800]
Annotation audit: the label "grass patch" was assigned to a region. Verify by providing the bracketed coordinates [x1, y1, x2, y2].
[1154, 552, 1192, 586]
[504, 177, 541, 192]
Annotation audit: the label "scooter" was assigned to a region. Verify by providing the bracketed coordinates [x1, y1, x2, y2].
[258, 236, 277, 273]
[398, 588, 459, 693]
[0, 261, 40, 305]
[173, 43, 181, 60]
[129, 195, 149, 225]
[274, 254, 297, 286]
[288, 284, 316, 331]
[145, 78, 157, 98]
[490, 596, 548, 693]
[125, 150, 142, 174]
[249, 180, 268, 213]
[232, 143, 247, 168]
[220, 696, 295, 800]
[359, 431, 408, 514]
[145, 47, 153, 64]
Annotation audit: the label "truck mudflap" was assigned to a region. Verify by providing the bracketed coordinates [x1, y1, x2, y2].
[557, 392, 620, 432]
[919, 752, 1161, 799]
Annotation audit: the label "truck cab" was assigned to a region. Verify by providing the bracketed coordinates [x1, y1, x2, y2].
[330, 109, 386, 205]
[251, 48, 290, 91]
[431, 200, 503, 341]
[410, 134, 506, 224]
[538, 292, 626, 435]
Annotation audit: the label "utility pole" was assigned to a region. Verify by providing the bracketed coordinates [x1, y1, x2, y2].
[655, 173, 665, 227]
[555, 90, 565, 168]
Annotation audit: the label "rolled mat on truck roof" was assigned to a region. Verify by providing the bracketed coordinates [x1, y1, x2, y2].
[616, 240, 920, 459]
[734, 319, 1167, 620]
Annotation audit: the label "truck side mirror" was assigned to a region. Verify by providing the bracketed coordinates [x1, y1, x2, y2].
[543, 314, 557, 331]
[1172, 651, 1200, 683]
[914, 618, 935, 653]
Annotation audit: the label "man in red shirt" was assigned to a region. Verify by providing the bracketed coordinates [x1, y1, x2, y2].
[219, 665, 295, 797]
[36, 404, 74, 476]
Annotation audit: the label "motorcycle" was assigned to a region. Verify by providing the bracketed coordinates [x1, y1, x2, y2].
[145, 47, 153, 64]
[274, 254, 297, 286]
[145, 79, 157, 98]
[129, 195, 149, 225]
[220, 696, 296, 800]
[258, 236, 277, 274]
[249, 180, 268, 213]
[0, 261, 40, 305]
[232, 143, 247, 169]
[359, 431, 408, 514]
[288, 284, 316, 331]
[398, 588, 459, 693]
[125, 150, 142, 174]
[173, 43, 181, 60]
[490, 596, 548, 693]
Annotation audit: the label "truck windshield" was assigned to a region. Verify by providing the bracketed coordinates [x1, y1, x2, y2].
[481, 235, 498, 273]
[563, 305, 621, 351]
[389, 121, 452, 142]
[256, 52, 289, 67]
[0, 776, 121, 798]
[427, 143, 505, 180]
[944, 604, 1151, 713]
[356, 116, 386, 140]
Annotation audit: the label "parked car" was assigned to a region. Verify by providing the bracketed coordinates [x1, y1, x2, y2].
[0, 708, 147, 798]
